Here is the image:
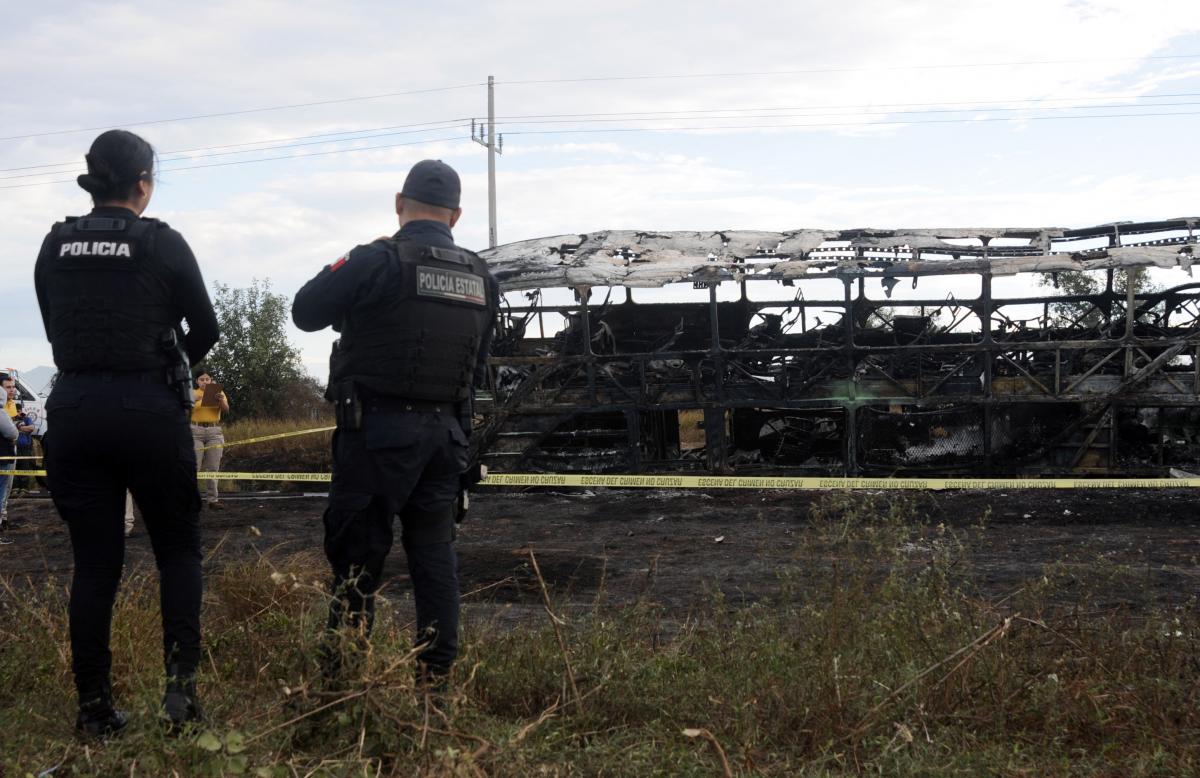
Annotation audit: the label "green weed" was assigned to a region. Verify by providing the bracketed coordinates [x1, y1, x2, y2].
[1, 492, 1196, 776]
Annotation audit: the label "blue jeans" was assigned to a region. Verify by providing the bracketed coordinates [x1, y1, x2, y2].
[0, 460, 14, 518]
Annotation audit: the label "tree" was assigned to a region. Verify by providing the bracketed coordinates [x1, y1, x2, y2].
[200, 280, 314, 420]
[1038, 268, 1159, 329]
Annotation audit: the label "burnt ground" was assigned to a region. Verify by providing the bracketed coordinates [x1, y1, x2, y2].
[2, 488, 1198, 620]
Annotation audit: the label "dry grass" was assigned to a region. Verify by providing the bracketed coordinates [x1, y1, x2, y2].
[1, 493, 1197, 776]
[216, 417, 334, 489]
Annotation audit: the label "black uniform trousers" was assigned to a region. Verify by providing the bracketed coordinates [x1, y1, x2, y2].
[44, 375, 202, 696]
[324, 404, 466, 672]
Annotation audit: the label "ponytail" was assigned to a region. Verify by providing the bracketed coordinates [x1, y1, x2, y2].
[76, 129, 156, 202]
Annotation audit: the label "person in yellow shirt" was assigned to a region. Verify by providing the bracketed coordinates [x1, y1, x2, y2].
[191, 370, 230, 509]
[1, 374, 21, 532]
[0, 374, 17, 537]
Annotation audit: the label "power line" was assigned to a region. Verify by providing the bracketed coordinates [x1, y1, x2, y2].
[10, 92, 1194, 180]
[4, 106, 1194, 190]
[493, 91, 1200, 121]
[496, 54, 1200, 87]
[162, 135, 464, 172]
[500, 109, 1200, 136]
[0, 122, 470, 181]
[0, 83, 482, 142]
[487, 100, 1200, 129]
[0, 118, 472, 173]
[8, 52, 1199, 143]
[159, 120, 466, 159]
[0, 135, 469, 190]
[7, 105, 1190, 189]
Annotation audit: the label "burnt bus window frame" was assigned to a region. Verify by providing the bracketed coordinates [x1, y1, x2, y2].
[477, 218, 1200, 476]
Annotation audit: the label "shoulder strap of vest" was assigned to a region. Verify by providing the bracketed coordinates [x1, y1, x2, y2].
[391, 240, 481, 268]
[465, 248, 490, 275]
[427, 245, 475, 267]
[126, 219, 154, 239]
[391, 240, 434, 262]
[54, 217, 79, 238]
[459, 248, 493, 293]
[140, 218, 166, 257]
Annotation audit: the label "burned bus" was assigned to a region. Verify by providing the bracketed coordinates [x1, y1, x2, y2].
[475, 218, 1199, 477]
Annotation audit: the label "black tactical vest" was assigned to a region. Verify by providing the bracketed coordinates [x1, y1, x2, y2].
[330, 241, 494, 402]
[41, 215, 177, 372]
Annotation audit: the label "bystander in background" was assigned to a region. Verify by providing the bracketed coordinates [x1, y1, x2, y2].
[0, 373, 18, 540]
[13, 400, 37, 492]
[192, 369, 229, 509]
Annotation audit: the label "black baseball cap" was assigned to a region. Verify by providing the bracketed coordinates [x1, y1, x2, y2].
[400, 159, 461, 210]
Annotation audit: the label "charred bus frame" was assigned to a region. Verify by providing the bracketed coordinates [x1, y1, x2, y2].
[476, 218, 1200, 477]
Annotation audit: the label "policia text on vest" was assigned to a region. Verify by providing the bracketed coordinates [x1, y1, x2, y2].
[58, 239, 133, 257]
[417, 264, 486, 305]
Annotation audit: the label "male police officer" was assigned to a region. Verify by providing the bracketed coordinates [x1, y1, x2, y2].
[293, 160, 498, 686]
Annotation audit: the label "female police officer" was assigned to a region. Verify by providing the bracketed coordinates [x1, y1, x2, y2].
[34, 129, 219, 736]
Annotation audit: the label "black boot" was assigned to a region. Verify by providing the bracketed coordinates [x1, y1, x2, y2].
[316, 634, 343, 682]
[162, 664, 202, 730]
[416, 662, 451, 690]
[75, 685, 128, 738]
[416, 662, 452, 714]
[317, 629, 374, 685]
[320, 591, 375, 683]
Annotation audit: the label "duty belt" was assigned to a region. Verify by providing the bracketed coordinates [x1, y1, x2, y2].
[59, 369, 167, 383]
[365, 396, 456, 414]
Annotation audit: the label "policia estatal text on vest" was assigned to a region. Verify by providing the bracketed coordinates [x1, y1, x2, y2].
[292, 159, 499, 688]
[33, 129, 218, 737]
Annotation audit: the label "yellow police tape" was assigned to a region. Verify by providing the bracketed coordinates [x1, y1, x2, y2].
[4, 469, 334, 482]
[0, 426, 334, 461]
[196, 425, 335, 452]
[201, 471, 331, 482]
[480, 473, 1200, 490]
[9, 469, 1200, 490]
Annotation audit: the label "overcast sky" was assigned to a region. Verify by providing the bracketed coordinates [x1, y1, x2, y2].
[3, 0, 1199, 380]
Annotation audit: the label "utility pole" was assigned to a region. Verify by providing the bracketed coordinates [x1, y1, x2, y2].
[472, 75, 502, 248]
